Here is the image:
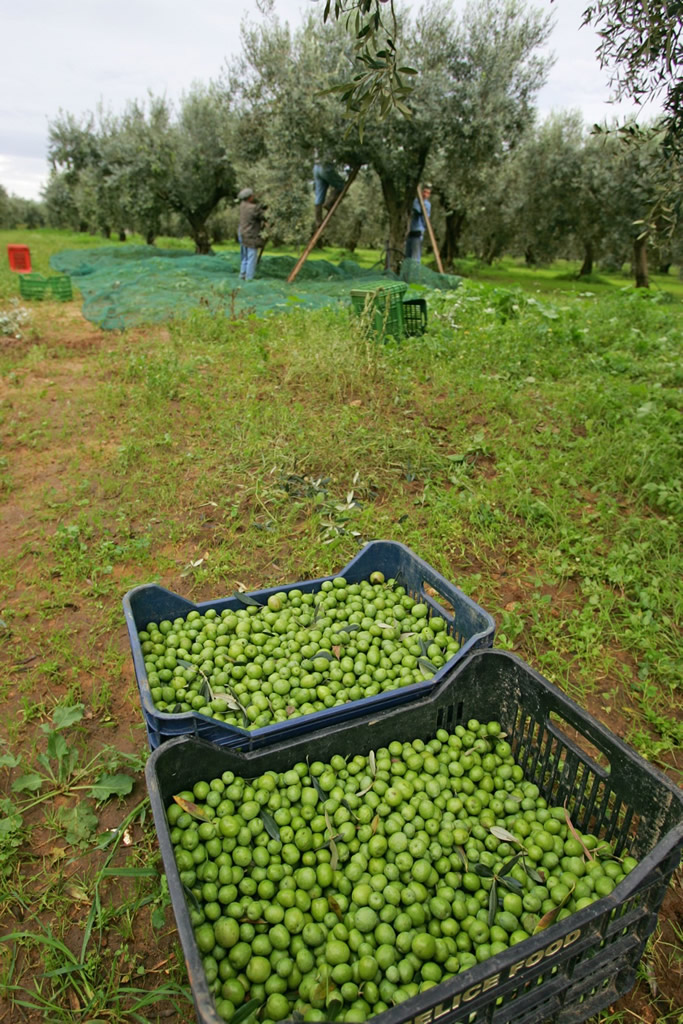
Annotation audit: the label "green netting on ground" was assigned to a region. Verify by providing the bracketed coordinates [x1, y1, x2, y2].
[50, 246, 461, 331]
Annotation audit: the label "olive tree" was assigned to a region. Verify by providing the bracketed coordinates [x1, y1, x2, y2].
[427, 0, 553, 268]
[46, 89, 237, 253]
[157, 86, 237, 253]
[227, 0, 552, 269]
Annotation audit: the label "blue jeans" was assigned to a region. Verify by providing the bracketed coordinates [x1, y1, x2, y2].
[241, 246, 258, 281]
[405, 232, 424, 262]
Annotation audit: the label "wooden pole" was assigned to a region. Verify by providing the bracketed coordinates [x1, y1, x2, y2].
[287, 166, 360, 284]
[416, 186, 444, 275]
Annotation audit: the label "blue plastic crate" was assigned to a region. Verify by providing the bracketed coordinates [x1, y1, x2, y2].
[123, 540, 495, 750]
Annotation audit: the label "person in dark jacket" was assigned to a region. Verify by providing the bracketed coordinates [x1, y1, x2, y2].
[237, 188, 266, 281]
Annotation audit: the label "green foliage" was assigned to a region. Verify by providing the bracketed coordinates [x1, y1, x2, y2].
[46, 89, 236, 252]
[322, 0, 416, 131]
[27, 3, 683, 281]
[227, 0, 553, 268]
[0, 184, 45, 230]
[583, 1, 682, 143]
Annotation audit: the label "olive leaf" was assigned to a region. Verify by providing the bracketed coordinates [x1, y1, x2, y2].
[521, 855, 546, 884]
[534, 884, 576, 934]
[497, 875, 524, 893]
[230, 998, 262, 1024]
[563, 803, 595, 860]
[488, 879, 498, 927]
[260, 809, 281, 842]
[499, 852, 524, 875]
[340, 623, 360, 633]
[418, 657, 438, 679]
[328, 895, 343, 920]
[173, 795, 211, 821]
[223, 692, 246, 713]
[311, 594, 325, 625]
[221, 682, 250, 728]
[324, 808, 339, 871]
[198, 669, 214, 703]
[368, 750, 376, 777]
[311, 650, 337, 662]
[341, 797, 359, 819]
[311, 776, 327, 802]
[456, 845, 469, 872]
[311, 978, 334, 1005]
[182, 883, 201, 913]
[474, 863, 494, 878]
[489, 826, 520, 844]
[232, 592, 262, 607]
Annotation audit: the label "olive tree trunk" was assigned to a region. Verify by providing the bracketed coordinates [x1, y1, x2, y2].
[378, 177, 411, 273]
[441, 211, 466, 271]
[633, 235, 649, 289]
[579, 240, 594, 277]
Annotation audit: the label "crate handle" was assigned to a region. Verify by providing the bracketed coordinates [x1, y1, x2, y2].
[545, 711, 611, 781]
[415, 577, 458, 622]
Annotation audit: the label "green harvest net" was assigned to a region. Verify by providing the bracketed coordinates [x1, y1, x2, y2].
[49, 246, 461, 331]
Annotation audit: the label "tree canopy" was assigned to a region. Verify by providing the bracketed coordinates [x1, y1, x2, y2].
[582, 0, 682, 145]
[21, 0, 680, 286]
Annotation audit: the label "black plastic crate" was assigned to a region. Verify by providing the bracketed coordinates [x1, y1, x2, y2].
[403, 298, 427, 336]
[123, 540, 495, 751]
[146, 650, 683, 1024]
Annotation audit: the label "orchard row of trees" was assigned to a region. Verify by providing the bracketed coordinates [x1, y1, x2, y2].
[3, 1, 681, 284]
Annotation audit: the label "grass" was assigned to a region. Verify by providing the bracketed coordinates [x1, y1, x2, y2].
[0, 228, 681, 1022]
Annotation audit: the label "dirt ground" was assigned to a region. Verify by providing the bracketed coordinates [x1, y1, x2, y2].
[1, 305, 680, 1024]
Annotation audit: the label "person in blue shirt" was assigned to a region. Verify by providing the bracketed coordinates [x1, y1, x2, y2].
[405, 184, 432, 262]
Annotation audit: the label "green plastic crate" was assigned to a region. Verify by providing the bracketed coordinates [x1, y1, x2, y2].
[18, 273, 73, 302]
[350, 282, 407, 339]
[49, 276, 73, 301]
[18, 273, 49, 300]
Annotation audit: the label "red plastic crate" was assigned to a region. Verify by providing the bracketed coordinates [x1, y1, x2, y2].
[7, 244, 32, 273]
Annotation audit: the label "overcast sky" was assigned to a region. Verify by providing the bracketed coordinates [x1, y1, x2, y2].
[1, 0, 662, 201]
